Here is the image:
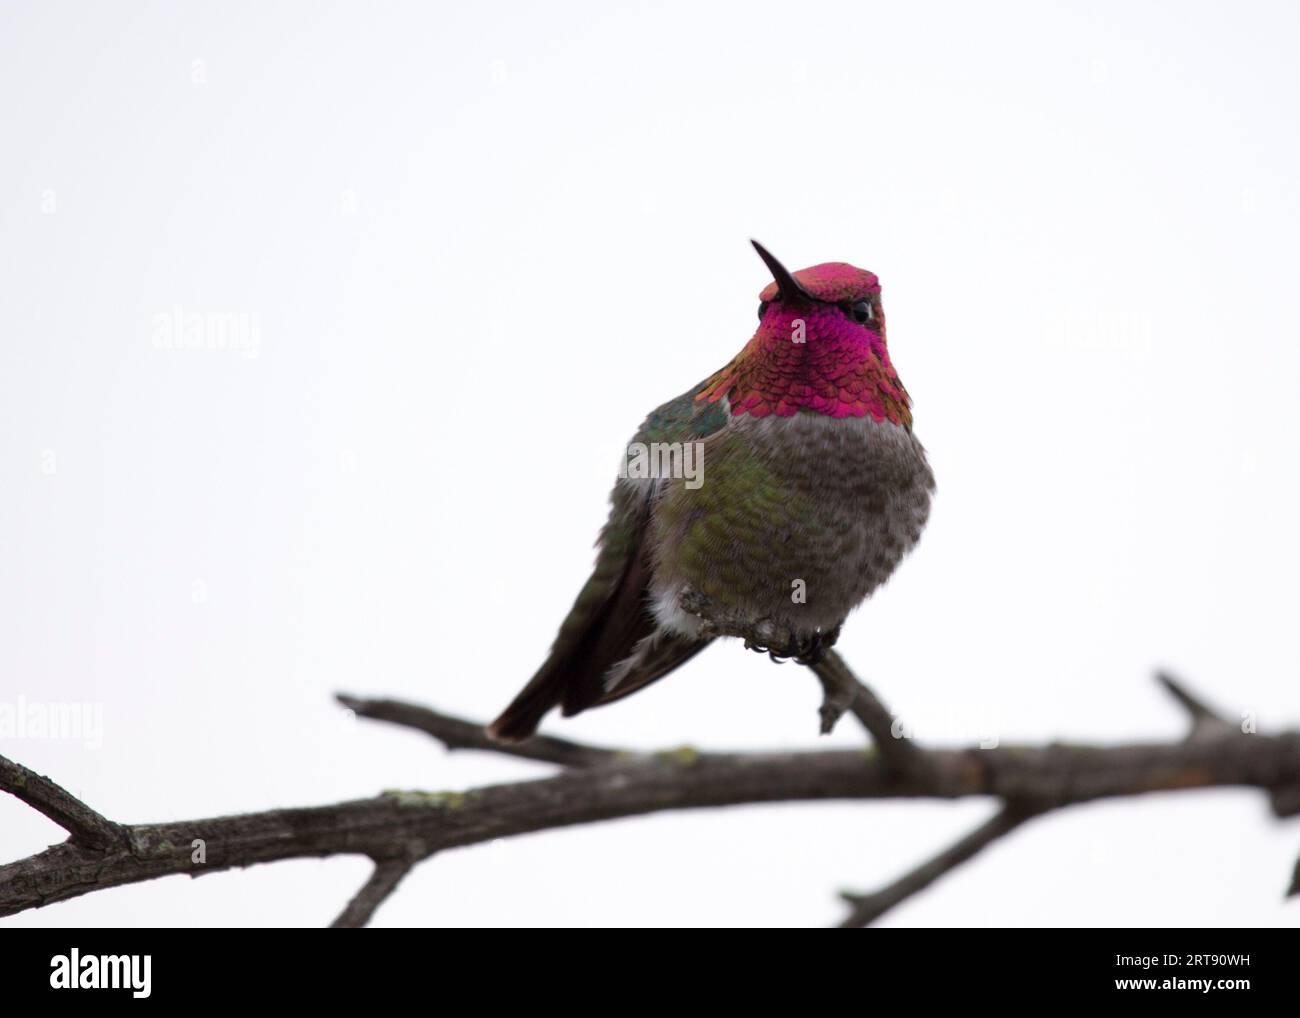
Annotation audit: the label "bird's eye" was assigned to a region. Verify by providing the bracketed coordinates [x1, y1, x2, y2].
[848, 300, 874, 325]
[757, 301, 768, 321]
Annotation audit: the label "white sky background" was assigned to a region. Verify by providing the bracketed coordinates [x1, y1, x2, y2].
[2, 0, 1298, 928]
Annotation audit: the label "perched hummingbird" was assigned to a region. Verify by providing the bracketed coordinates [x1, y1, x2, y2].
[488, 241, 934, 742]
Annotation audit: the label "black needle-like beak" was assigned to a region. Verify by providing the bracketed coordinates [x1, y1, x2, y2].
[751, 239, 816, 304]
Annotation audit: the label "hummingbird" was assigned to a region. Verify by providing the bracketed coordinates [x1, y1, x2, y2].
[488, 241, 934, 742]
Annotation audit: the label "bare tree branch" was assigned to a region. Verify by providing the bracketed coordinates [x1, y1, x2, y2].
[336, 694, 621, 768]
[1156, 671, 1300, 819]
[838, 801, 1047, 928]
[809, 650, 934, 776]
[4, 688, 1300, 921]
[675, 588, 931, 777]
[1270, 785, 1300, 819]
[1156, 671, 1237, 739]
[0, 754, 126, 851]
[331, 858, 417, 928]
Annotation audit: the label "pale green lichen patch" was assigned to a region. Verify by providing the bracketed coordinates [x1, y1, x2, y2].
[382, 789, 468, 809]
[654, 745, 699, 767]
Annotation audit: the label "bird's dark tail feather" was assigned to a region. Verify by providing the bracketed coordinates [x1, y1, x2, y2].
[487, 664, 565, 743]
[487, 632, 709, 743]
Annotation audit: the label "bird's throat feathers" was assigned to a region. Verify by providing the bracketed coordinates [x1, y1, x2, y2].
[696, 303, 913, 425]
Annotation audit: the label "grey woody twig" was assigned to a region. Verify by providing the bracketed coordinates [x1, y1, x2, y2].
[336, 694, 620, 769]
[839, 801, 1047, 928]
[331, 858, 417, 928]
[0, 754, 126, 851]
[810, 650, 935, 777]
[676, 589, 930, 774]
[1155, 671, 1237, 739]
[1153, 671, 1300, 820]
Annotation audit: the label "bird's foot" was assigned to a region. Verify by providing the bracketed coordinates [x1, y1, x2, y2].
[745, 623, 842, 666]
[789, 625, 841, 666]
[743, 635, 791, 664]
